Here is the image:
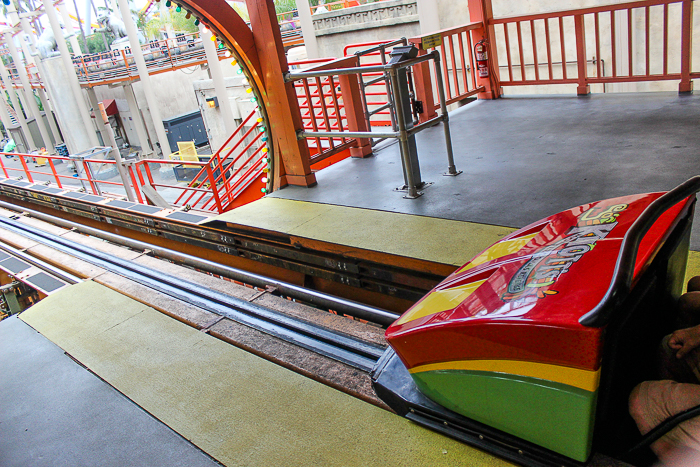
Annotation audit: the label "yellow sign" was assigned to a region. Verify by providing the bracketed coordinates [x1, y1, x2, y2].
[421, 33, 442, 50]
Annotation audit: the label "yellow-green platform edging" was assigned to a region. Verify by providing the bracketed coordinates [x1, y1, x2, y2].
[20, 281, 511, 467]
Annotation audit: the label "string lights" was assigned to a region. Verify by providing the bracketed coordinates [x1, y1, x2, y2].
[167, 4, 272, 197]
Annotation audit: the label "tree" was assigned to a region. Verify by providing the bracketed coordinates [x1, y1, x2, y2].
[142, 8, 198, 41]
[70, 35, 110, 55]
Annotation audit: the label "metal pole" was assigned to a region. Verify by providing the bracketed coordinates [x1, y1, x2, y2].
[0, 93, 14, 140]
[4, 33, 55, 154]
[432, 53, 460, 176]
[87, 89, 135, 201]
[388, 67, 420, 199]
[69, 0, 88, 50]
[301, 129, 397, 139]
[116, 0, 171, 158]
[0, 61, 36, 151]
[380, 44, 398, 132]
[59, 1, 84, 55]
[42, 0, 101, 148]
[295, 0, 319, 58]
[122, 82, 153, 156]
[18, 17, 65, 145]
[200, 24, 236, 137]
[0, 200, 399, 325]
[89, 0, 110, 51]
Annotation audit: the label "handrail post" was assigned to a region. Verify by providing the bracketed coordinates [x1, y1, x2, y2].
[388, 66, 421, 199]
[0, 155, 7, 178]
[18, 155, 33, 183]
[432, 53, 460, 176]
[0, 153, 10, 178]
[337, 56, 372, 158]
[679, 0, 693, 94]
[574, 14, 590, 96]
[127, 162, 145, 204]
[48, 158, 62, 188]
[410, 47, 438, 123]
[82, 159, 101, 195]
[467, 0, 501, 99]
[206, 164, 223, 213]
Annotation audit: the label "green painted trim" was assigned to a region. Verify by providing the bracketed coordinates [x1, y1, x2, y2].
[412, 370, 597, 462]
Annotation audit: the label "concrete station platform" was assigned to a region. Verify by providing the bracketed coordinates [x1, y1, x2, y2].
[11, 281, 512, 467]
[204, 197, 515, 270]
[3, 91, 699, 466]
[211, 92, 700, 284]
[273, 92, 700, 248]
[0, 315, 219, 467]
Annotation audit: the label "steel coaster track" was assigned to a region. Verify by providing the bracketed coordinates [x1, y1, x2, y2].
[0, 200, 399, 326]
[0, 184, 443, 305]
[0, 214, 386, 372]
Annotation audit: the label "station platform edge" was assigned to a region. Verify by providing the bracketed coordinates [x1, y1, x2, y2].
[19, 281, 511, 467]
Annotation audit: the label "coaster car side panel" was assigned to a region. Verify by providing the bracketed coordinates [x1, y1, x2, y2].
[378, 177, 700, 464]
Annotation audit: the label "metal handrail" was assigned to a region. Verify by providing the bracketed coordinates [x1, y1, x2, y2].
[287, 50, 459, 198]
[579, 176, 700, 327]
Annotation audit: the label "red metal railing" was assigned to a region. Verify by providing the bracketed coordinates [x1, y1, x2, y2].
[289, 57, 361, 164]
[0, 153, 126, 196]
[490, 0, 697, 92]
[408, 22, 485, 109]
[71, 32, 232, 87]
[343, 40, 399, 127]
[170, 107, 268, 212]
[128, 158, 226, 211]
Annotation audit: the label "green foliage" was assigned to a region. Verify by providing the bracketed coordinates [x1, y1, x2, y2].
[5, 90, 25, 120]
[143, 9, 198, 40]
[33, 91, 42, 112]
[71, 34, 110, 55]
[231, 3, 250, 22]
[274, 0, 297, 14]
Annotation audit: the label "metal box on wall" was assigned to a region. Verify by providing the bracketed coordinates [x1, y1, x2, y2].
[162, 110, 208, 153]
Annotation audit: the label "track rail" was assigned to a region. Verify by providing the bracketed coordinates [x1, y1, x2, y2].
[0, 200, 399, 326]
[0, 213, 386, 372]
[0, 183, 449, 311]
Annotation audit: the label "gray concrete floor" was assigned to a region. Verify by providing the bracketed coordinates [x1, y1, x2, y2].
[0, 315, 220, 467]
[272, 92, 700, 247]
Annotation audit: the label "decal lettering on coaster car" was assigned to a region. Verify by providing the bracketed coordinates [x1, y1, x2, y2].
[503, 203, 628, 301]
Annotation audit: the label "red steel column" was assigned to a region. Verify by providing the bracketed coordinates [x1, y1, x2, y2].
[679, 0, 694, 94]
[412, 48, 438, 123]
[337, 57, 372, 158]
[246, 0, 316, 188]
[574, 14, 590, 96]
[467, 0, 501, 99]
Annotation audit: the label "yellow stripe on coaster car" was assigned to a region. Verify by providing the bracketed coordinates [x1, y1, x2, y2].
[457, 232, 539, 274]
[395, 280, 487, 326]
[409, 359, 601, 392]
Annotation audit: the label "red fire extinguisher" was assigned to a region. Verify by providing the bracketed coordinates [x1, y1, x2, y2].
[475, 39, 489, 78]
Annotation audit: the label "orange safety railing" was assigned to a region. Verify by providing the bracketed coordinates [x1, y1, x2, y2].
[0, 149, 250, 214]
[408, 23, 485, 111]
[72, 32, 230, 87]
[343, 39, 403, 128]
[129, 158, 226, 212]
[169, 107, 268, 212]
[0, 108, 272, 214]
[289, 56, 371, 165]
[0, 152, 128, 197]
[490, 0, 697, 93]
